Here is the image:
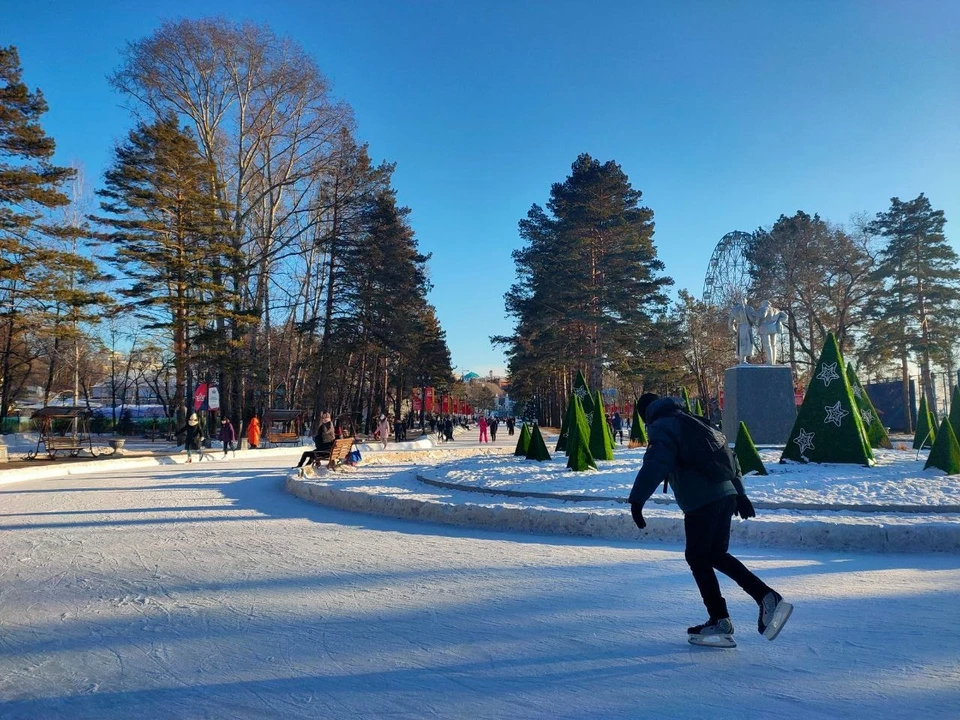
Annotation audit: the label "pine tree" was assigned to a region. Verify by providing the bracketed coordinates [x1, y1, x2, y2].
[949, 386, 960, 444]
[514, 422, 531, 456]
[913, 394, 936, 450]
[589, 390, 614, 460]
[735, 422, 768, 476]
[628, 403, 648, 448]
[781, 332, 874, 465]
[566, 395, 596, 471]
[866, 194, 960, 432]
[525, 424, 551, 461]
[924, 417, 960, 474]
[846, 363, 892, 449]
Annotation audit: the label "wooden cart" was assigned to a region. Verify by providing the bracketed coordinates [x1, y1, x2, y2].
[28, 406, 100, 459]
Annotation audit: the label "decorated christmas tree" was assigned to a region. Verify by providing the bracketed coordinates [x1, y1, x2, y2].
[514, 423, 531, 456]
[735, 421, 768, 476]
[846, 363, 892, 449]
[574, 369, 595, 419]
[628, 403, 648, 448]
[589, 390, 614, 460]
[525, 424, 551, 461]
[566, 395, 597, 471]
[913, 394, 936, 450]
[681, 387, 693, 414]
[924, 417, 960, 474]
[555, 392, 577, 453]
[781, 332, 874, 465]
[949, 385, 960, 444]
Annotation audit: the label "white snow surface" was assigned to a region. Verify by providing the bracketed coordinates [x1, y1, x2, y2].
[1, 443, 959, 718]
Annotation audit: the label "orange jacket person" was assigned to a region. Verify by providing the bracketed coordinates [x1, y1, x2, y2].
[247, 415, 261, 449]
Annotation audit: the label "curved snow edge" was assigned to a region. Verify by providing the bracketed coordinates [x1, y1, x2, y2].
[285, 476, 960, 554]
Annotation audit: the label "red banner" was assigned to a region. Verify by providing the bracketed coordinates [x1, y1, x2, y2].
[193, 383, 208, 411]
[441, 395, 450, 414]
[425, 387, 435, 413]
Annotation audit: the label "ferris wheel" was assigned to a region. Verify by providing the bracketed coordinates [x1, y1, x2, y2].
[702, 231, 754, 308]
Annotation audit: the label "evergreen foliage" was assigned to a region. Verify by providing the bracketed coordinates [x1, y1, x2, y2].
[565, 395, 597, 471]
[525, 424, 551, 461]
[514, 423, 531, 456]
[949, 386, 960, 445]
[845, 363, 891, 449]
[628, 402, 648, 447]
[589, 390, 614, 460]
[924, 417, 960, 475]
[913, 395, 936, 450]
[734, 422, 768, 476]
[781, 332, 874, 465]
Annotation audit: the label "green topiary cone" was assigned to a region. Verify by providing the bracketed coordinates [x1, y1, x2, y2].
[924, 417, 960, 474]
[734, 421, 768, 476]
[948, 385, 960, 447]
[913, 394, 935, 450]
[589, 390, 614, 460]
[629, 402, 648, 447]
[525, 424, 551, 461]
[514, 423, 532, 456]
[566, 395, 597, 472]
[846, 363, 891, 449]
[681, 387, 693, 414]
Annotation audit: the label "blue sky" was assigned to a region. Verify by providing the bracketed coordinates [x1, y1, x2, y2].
[5, 0, 958, 376]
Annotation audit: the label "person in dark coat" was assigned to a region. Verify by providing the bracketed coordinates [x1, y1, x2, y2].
[612, 412, 623, 444]
[219, 416, 236, 457]
[489, 417, 499, 442]
[628, 393, 793, 646]
[295, 412, 335, 468]
[175, 412, 205, 463]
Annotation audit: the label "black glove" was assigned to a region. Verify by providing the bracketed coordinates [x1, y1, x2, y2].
[630, 503, 646, 530]
[735, 494, 756, 519]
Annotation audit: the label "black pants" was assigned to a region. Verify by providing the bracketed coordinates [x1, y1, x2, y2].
[684, 495, 771, 621]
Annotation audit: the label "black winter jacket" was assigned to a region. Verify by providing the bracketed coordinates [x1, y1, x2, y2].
[628, 397, 744, 513]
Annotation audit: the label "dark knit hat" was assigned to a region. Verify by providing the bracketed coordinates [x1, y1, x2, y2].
[636, 393, 660, 422]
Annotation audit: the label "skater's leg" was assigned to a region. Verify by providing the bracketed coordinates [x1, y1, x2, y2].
[684, 503, 730, 620]
[708, 496, 773, 604]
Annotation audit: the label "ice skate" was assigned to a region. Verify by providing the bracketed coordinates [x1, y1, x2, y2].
[758, 591, 793, 641]
[687, 617, 736, 648]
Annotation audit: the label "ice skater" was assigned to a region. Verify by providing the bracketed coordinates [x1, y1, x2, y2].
[175, 412, 205, 463]
[628, 393, 793, 648]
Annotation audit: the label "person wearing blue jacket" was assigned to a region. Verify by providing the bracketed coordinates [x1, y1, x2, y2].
[629, 393, 793, 648]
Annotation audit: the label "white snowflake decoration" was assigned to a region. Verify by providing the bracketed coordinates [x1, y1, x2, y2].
[794, 428, 815, 454]
[573, 385, 588, 400]
[817, 362, 840, 387]
[585, 412, 594, 427]
[861, 409, 874, 426]
[824, 401, 849, 427]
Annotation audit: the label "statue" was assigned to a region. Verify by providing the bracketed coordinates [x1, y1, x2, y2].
[728, 298, 754, 364]
[754, 300, 788, 365]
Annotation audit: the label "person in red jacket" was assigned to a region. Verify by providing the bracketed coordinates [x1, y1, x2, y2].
[478, 415, 489, 443]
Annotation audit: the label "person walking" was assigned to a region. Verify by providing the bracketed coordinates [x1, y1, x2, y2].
[612, 412, 623, 445]
[377, 414, 390, 451]
[478, 415, 489, 443]
[489, 417, 499, 442]
[219, 416, 236, 457]
[247, 415, 261, 449]
[628, 393, 793, 648]
[506, 417, 515, 436]
[175, 412, 205, 463]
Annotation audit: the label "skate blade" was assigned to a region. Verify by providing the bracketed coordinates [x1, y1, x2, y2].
[763, 602, 794, 641]
[688, 634, 736, 649]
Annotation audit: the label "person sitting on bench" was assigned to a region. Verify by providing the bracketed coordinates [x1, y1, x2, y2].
[295, 411, 335, 468]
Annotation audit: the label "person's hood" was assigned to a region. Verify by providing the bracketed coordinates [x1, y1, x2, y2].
[646, 396, 684, 424]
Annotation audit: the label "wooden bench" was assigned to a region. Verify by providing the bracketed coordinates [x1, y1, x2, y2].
[265, 431, 302, 447]
[35, 435, 98, 459]
[313, 437, 356, 470]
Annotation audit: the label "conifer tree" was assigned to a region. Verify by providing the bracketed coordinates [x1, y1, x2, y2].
[949, 385, 960, 444]
[628, 403, 648, 447]
[845, 363, 891, 449]
[781, 332, 873, 465]
[913, 395, 936, 450]
[735, 422, 768, 476]
[525, 424, 551, 461]
[924, 417, 960, 474]
[514, 422, 531, 456]
[589, 390, 614, 460]
[566, 395, 596, 471]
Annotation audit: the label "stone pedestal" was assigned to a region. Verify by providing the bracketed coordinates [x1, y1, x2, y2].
[722, 364, 796, 446]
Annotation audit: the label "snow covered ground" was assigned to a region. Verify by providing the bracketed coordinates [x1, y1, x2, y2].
[0, 443, 958, 718]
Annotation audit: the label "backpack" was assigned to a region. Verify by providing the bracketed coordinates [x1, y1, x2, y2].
[663, 411, 739, 491]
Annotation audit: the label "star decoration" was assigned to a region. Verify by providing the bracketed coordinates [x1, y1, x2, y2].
[852, 385, 863, 399]
[817, 362, 840, 387]
[573, 386, 588, 399]
[861, 409, 874, 426]
[794, 429, 815, 454]
[585, 412, 594, 426]
[824, 401, 849, 427]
